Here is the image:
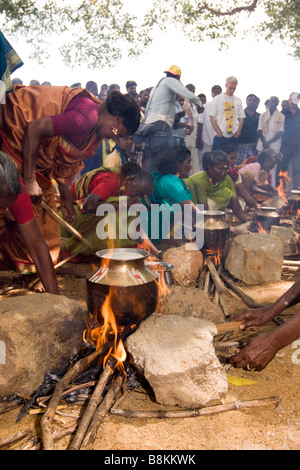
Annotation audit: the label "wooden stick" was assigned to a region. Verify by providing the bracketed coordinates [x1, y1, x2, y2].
[80, 373, 124, 450]
[219, 293, 230, 318]
[68, 355, 117, 451]
[41, 325, 132, 450]
[0, 429, 33, 449]
[110, 396, 281, 419]
[41, 200, 93, 250]
[205, 258, 226, 294]
[204, 258, 230, 317]
[204, 270, 210, 295]
[282, 260, 300, 266]
[40, 346, 108, 450]
[219, 271, 263, 308]
[215, 321, 244, 334]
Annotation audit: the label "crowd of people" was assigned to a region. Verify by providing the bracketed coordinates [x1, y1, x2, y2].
[1, 29, 300, 373]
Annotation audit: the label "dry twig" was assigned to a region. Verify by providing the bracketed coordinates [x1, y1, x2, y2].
[110, 396, 281, 419]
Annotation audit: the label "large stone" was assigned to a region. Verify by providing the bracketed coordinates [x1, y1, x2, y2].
[269, 225, 298, 256]
[126, 314, 228, 408]
[162, 243, 203, 287]
[0, 294, 88, 398]
[224, 233, 283, 285]
[161, 285, 224, 324]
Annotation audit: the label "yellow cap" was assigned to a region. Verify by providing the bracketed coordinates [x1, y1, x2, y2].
[164, 65, 182, 77]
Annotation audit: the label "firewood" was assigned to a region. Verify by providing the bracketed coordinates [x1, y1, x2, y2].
[219, 293, 230, 318]
[205, 258, 226, 294]
[0, 429, 33, 449]
[204, 258, 230, 318]
[110, 396, 281, 419]
[80, 373, 124, 450]
[68, 355, 117, 451]
[282, 260, 300, 266]
[204, 270, 210, 295]
[219, 271, 263, 308]
[40, 346, 110, 450]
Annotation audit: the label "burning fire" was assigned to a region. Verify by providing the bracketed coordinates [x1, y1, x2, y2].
[83, 288, 128, 371]
[205, 248, 222, 267]
[257, 221, 266, 233]
[276, 171, 291, 203]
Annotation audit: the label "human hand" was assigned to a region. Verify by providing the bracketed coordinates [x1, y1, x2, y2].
[25, 179, 43, 204]
[185, 124, 193, 135]
[60, 198, 76, 225]
[231, 307, 274, 329]
[228, 331, 279, 371]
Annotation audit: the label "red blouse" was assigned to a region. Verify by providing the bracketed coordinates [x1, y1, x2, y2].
[71, 170, 120, 201]
[9, 180, 35, 224]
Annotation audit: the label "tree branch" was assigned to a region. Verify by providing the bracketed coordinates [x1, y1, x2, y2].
[197, 0, 260, 17]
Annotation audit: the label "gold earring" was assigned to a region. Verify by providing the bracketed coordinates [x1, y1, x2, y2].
[112, 126, 118, 136]
[120, 185, 126, 191]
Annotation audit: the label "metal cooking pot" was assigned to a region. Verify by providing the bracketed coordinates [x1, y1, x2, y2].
[145, 261, 175, 286]
[86, 248, 159, 326]
[255, 207, 280, 227]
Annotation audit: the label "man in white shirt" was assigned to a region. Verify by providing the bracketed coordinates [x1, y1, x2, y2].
[209, 76, 245, 152]
[197, 84, 222, 170]
[256, 96, 285, 187]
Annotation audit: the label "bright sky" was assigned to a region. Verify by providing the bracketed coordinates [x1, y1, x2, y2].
[8, 1, 300, 113]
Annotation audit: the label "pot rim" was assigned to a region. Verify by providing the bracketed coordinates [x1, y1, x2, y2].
[95, 248, 150, 262]
[197, 210, 226, 216]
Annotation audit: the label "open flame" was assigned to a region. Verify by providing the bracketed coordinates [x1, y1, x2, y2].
[257, 221, 267, 233]
[276, 171, 291, 203]
[84, 289, 128, 371]
[205, 248, 222, 267]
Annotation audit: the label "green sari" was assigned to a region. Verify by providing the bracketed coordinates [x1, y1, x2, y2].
[61, 167, 138, 256]
[184, 171, 236, 211]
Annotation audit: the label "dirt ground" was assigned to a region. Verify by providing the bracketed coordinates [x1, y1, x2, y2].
[0, 263, 300, 451]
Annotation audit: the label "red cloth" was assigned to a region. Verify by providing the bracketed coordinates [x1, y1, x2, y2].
[71, 170, 120, 201]
[50, 94, 99, 149]
[9, 180, 35, 224]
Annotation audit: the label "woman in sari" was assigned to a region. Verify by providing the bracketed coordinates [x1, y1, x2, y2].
[141, 146, 199, 248]
[0, 88, 140, 271]
[0, 151, 59, 293]
[60, 162, 159, 259]
[184, 150, 247, 222]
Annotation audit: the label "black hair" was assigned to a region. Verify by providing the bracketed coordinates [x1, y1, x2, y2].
[202, 150, 228, 172]
[222, 145, 238, 156]
[86, 81, 98, 93]
[257, 149, 277, 167]
[247, 93, 260, 102]
[107, 84, 120, 96]
[0, 151, 22, 198]
[105, 91, 141, 135]
[126, 80, 137, 89]
[156, 146, 191, 175]
[121, 161, 154, 193]
[211, 85, 222, 93]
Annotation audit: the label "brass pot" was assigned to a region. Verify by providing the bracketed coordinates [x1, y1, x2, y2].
[86, 248, 158, 326]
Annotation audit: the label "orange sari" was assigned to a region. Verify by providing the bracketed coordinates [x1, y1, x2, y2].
[0, 85, 102, 271]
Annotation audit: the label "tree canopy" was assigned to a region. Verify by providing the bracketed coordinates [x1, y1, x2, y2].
[0, 0, 299, 68]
